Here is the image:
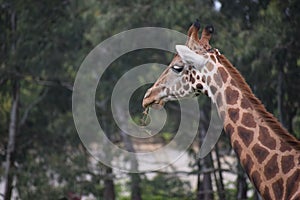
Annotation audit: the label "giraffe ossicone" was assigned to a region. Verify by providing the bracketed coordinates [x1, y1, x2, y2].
[142, 20, 300, 200]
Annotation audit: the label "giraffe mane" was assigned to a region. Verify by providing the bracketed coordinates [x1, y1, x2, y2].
[216, 53, 300, 151]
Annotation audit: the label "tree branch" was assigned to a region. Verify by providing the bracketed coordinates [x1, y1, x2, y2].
[19, 88, 48, 127]
[34, 78, 73, 91]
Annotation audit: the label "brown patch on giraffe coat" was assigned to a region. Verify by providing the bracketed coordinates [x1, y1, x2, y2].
[252, 143, 269, 163]
[230, 79, 237, 87]
[207, 76, 211, 85]
[182, 77, 186, 84]
[258, 126, 276, 149]
[210, 55, 216, 63]
[233, 140, 243, 159]
[264, 154, 279, 180]
[225, 87, 239, 105]
[196, 75, 200, 80]
[210, 85, 217, 95]
[228, 108, 239, 123]
[242, 154, 254, 174]
[206, 62, 214, 71]
[263, 187, 272, 200]
[183, 84, 190, 91]
[241, 97, 252, 109]
[285, 169, 300, 200]
[272, 178, 283, 200]
[196, 83, 203, 90]
[176, 82, 181, 90]
[225, 124, 234, 139]
[189, 74, 195, 84]
[279, 141, 293, 152]
[218, 67, 229, 83]
[216, 93, 223, 107]
[241, 113, 256, 128]
[237, 126, 254, 147]
[192, 70, 196, 75]
[251, 170, 262, 191]
[214, 73, 223, 87]
[281, 155, 295, 174]
[201, 76, 206, 83]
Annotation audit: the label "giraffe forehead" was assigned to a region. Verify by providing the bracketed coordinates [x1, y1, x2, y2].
[154, 53, 221, 90]
[170, 55, 184, 66]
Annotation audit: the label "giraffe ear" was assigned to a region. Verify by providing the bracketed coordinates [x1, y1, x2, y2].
[176, 45, 208, 68]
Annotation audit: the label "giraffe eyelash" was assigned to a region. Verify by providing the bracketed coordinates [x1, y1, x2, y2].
[171, 65, 184, 73]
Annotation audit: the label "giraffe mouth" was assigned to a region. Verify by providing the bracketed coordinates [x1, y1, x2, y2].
[142, 87, 167, 110]
[142, 98, 165, 110]
[151, 99, 165, 110]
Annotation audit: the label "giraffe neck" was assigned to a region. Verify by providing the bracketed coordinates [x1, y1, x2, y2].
[205, 53, 300, 200]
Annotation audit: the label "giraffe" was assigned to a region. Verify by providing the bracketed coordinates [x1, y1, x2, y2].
[142, 21, 300, 200]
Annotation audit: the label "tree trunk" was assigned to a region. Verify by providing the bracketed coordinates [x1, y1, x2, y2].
[101, 114, 116, 200]
[4, 80, 19, 200]
[120, 130, 142, 200]
[197, 123, 213, 200]
[196, 158, 201, 200]
[196, 108, 214, 200]
[277, 64, 284, 125]
[214, 143, 226, 200]
[103, 166, 116, 200]
[130, 172, 142, 200]
[116, 106, 142, 200]
[236, 163, 247, 200]
[197, 153, 213, 200]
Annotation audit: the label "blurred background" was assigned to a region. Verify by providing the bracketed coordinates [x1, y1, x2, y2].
[0, 0, 299, 199]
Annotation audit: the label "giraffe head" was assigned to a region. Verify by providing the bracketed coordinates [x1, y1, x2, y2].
[142, 21, 216, 109]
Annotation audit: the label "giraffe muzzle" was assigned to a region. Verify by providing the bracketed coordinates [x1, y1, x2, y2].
[142, 88, 165, 109]
[142, 97, 164, 110]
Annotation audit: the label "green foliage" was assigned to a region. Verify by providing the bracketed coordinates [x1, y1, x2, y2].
[119, 173, 194, 200]
[293, 114, 300, 138]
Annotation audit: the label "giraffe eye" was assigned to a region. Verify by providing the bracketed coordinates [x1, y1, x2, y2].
[171, 65, 184, 73]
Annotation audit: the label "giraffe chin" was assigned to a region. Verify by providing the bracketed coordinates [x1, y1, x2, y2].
[150, 100, 165, 110]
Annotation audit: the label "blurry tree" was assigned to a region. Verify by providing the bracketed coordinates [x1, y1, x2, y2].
[0, 0, 95, 199]
[0, 0, 299, 199]
[140, 173, 193, 200]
